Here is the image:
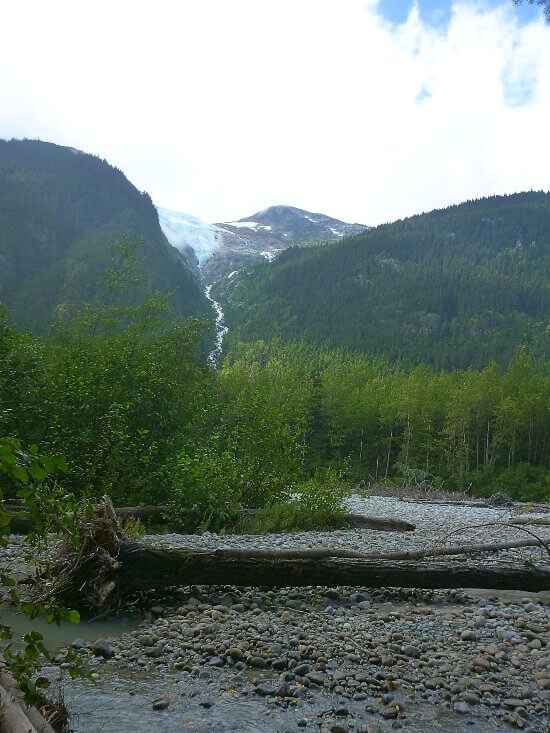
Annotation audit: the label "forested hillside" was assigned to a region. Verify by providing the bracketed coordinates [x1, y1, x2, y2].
[0, 139, 209, 331]
[224, 192, 550, 369]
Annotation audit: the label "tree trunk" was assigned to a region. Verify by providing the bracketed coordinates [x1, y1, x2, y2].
[7, 507, 416, 534]
[509, 515, 550, 526]
[0, 672, 55, 733]
[115, 540, 550, 596]
[344, 514, 415, 531]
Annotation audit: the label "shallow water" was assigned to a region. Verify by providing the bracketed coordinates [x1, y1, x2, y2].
[62, 667, 523, 733]
[0, 605, 140, 649]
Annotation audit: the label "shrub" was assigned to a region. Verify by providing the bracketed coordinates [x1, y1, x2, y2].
[162, 446, 243, 532]
[236, 471, 349, 534]
[487, 464, 550, 502]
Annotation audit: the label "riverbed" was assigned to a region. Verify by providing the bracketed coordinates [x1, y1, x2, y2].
[3, 495, 549, 733]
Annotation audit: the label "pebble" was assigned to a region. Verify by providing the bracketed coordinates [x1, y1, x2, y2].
[7, 494, 550, 733]
[152, 698, 170, 710]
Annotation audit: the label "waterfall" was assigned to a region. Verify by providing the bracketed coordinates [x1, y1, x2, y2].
[205, 285, 228, 365]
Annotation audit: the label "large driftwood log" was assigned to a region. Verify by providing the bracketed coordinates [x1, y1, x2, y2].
[115, 540, 550, 595]
[509, 515, 550, 526]
[5, 506, 416, 534]
[0, 672, 55, 733]
[204, 536, 549, 561]
[344, 514, 415, 531]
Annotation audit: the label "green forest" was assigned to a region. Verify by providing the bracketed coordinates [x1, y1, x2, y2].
[223, 192, 550, 370]
[1, 287, 548, 537]
[0, 143, 548, 530]
[0, 140, 209, 332]
[0, 150, 548, 732]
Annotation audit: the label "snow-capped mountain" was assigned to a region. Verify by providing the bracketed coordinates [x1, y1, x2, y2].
[157, 205, 368, 286]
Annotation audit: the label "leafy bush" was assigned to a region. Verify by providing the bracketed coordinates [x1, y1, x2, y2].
[486, 464, 550, 502]
[162, 446, 243, 532]
[0, 439, 90, 708]
[236, 471, 349, 534]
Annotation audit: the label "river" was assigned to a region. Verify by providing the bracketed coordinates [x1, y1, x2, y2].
[205, 285, 228, 365]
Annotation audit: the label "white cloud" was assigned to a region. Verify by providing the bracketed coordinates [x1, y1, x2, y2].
[0, 0, 548, 224]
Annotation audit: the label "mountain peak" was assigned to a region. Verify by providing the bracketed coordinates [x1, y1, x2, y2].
[158, 204, 368, 286]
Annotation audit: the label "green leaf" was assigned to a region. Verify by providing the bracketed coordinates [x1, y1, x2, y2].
[28, 461, 48, 481]
[11, 465, 29, 483]
[67, 609, 80, 624]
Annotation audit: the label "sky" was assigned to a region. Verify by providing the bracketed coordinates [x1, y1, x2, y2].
[1, 0, 549, 225]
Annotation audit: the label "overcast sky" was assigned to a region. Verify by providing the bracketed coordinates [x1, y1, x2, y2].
[1, 0, 549, 225]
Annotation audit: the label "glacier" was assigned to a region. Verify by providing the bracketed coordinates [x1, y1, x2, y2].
[157, 207, 221, 267]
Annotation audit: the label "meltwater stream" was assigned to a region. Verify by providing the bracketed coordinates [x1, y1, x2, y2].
[205, 285, 228, 365]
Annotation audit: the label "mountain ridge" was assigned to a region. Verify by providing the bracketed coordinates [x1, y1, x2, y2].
[222, 191, 550, 370]
[158, 204, 369, 288]
[0, 139, 209, 331]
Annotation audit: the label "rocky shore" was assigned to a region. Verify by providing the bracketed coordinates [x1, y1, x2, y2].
[61, 496, 550, 732]
[4, 495, 549, 732]
[69, 582, 549, 732]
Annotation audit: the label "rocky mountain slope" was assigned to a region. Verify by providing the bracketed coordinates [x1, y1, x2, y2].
[158, 205, 368, 288]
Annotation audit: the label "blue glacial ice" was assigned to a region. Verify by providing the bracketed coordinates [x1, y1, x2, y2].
[157, 207, 221, 267]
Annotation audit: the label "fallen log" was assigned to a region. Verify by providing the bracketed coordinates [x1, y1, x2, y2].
[33, 498, 550, 612]
[509, 515, 550, 526]
[114, 540, 550, 596]
[115, 505, 167, 520]
[205, 536, 549, 561]
[344, 514, 415, 531]
[4, 504, 168, 534]
[5, 506, 415, 534]
[0, 672, 55, 733]
[6, 513, 33, 534]
[238, 508, 415, 532]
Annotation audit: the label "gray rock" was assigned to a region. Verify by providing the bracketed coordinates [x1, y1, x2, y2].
[473, 656, 491, 670]
[249, 656, 268, 669]
[138, 634, 155, 647]
[306, 671, 326, 685]
[459, 692, 480, 704]
[453, 701, 469, 714]
[152, 698, 170, 710]
[91, 639, 114, 659]
[255, 681, 278, 696]
[227, 647, 244, 661]
[365, 724, 383, 733]
[330, 725, 348, 733]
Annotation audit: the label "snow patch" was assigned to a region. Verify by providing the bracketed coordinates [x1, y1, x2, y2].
[261, 251, 276, 261]
[330, 227, 344, 237]
[228, 270, 238, 279]
[225, 221, 272, 232]
[304, 215, 318, 223]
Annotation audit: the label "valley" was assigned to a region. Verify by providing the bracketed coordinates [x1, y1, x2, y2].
[2, 3, 550, 732]
[0, 141, 548, 733]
